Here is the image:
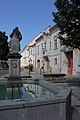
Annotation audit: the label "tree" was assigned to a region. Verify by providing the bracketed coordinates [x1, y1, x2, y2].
[53, 0, 80, 49]
[0, 31, 9, 60]
[27, 64, 34, 71]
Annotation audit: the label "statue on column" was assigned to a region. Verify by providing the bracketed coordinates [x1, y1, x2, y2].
[8, 27, 22, 80]
[10, 27, 22, 53]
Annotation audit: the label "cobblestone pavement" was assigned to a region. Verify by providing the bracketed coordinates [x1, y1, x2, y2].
[0, 69, 80, 120]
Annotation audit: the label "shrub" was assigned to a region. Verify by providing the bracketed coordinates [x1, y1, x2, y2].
[27, 64, 34, 71]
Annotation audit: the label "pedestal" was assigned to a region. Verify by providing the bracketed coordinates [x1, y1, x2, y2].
[8, 53, 22, 86]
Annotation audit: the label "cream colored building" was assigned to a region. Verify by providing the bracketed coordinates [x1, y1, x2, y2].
[35, 26, 51, 74]
[28, 43, 36, 70]
[20, 25, 80, 76]
[20, 45, 29, 68]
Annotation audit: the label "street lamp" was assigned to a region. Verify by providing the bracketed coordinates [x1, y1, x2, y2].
[29, 58, 31, 75]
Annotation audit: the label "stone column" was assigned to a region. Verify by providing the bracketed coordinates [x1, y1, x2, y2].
[8, 27, 22, 83]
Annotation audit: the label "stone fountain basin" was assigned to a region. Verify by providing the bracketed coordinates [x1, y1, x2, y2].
[0, 79, 72, 120]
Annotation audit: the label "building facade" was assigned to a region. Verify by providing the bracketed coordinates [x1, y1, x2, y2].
[20, 45, 29, 68]
[20, 25, 80, 76]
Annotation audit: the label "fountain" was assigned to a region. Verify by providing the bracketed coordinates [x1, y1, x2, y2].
[0, 27, 72, 120]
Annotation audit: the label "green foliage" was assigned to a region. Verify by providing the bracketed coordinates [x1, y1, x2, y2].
[53, 0, 80, 49]
[0, 31, 9, 60]
[27, 64, 34, 71]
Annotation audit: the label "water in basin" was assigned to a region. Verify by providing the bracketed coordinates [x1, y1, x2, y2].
[0, 82, 56, 100]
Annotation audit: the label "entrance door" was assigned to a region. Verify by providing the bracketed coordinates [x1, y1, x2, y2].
[45, 57, 49, 72]
[36, 60, 40, 70]
[67, 52, 73, 75]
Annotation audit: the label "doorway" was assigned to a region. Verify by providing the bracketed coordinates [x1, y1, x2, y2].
[66, 51, 73, 75]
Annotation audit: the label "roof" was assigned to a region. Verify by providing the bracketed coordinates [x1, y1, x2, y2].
[49, 24, 59, 34]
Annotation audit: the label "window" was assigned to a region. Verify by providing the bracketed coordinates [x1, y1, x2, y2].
[54, 39, 57, 49]
[41, 43, 43, 48]
[33, 60, 34, 65]
[54, 58, 57, 65]
[44, 42, 46, 50]
[50, 41, 51, 51]
[33, 50, 35, 56]
[37, 45, 39, 55]
[41, 43, 43, 53]
[31, 50, 32, 55]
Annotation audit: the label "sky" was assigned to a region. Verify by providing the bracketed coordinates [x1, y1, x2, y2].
[0, 0, 57, 50]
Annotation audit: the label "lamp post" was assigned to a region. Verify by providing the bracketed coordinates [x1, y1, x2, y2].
[29, 58, 31, 75]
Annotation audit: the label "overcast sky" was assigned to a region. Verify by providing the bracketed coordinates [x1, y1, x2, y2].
[0, 0, 57, 50]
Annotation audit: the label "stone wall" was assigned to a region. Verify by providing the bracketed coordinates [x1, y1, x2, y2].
[0, 88, 72, 120]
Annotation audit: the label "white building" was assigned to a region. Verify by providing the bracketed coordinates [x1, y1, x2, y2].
[48, 25, 61, 73]
[61, 46, 80, 76]
[20, 45, 29, 68]
[28, 43, 36, 70]
[20, 25, 80, 76]
[35, 26, 52, 74]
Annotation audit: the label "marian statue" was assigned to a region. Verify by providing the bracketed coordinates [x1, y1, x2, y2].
[10, 27, 22, 53]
